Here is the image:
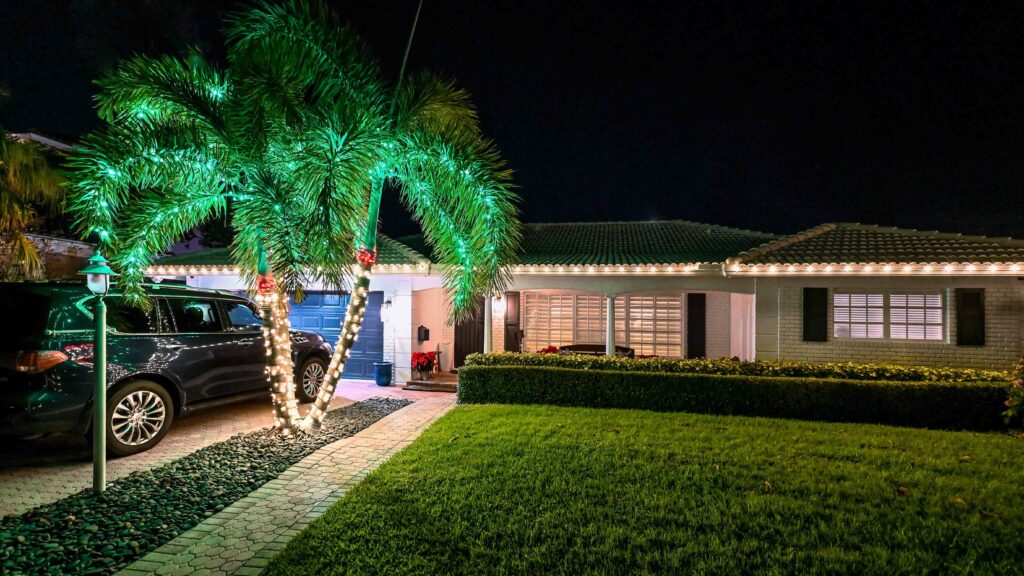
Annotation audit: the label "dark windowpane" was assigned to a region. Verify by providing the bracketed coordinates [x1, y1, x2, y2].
[167, 298, 223, 333]
[223, 301, 263, 331]
[106, 298, 160, 334]
[0, 287, 50, 347]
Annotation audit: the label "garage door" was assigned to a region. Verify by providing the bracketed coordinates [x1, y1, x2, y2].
[289, 291, 384, 379]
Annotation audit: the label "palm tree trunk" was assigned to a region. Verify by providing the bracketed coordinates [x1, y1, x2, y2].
[259, 287, 302, 435]
[299, 182, 383, 430]
[300, 260, 373, 429]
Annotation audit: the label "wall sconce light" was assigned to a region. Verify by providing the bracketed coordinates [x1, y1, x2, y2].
[492, 293, 507, 315]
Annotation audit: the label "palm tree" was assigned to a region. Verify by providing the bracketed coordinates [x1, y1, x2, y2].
[0, 130, 65, 280]
[68, 2, 519, 433]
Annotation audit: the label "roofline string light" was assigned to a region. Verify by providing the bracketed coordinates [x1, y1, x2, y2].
[726, 262, 1024, 276]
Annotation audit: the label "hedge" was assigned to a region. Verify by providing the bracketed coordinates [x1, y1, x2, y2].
[457, 365, 1013, 430]
[464, 352, 1009, 383]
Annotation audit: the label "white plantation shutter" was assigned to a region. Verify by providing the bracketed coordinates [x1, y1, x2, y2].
[890, 293, 943, 340]
[574, 295, 607, 344]
[523, 292, 576, 352]
[626, 295, 682, 356]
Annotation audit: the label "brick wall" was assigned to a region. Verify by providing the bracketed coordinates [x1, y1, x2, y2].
[756, 277, 1023, 370]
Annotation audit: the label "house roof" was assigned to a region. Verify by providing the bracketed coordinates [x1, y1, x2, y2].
[153, 235, 430, 268]
[730, 223, 1024, 266]
[401, 221, 780, 266]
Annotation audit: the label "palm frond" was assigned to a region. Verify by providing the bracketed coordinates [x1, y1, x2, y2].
[392, 71, 482, 144]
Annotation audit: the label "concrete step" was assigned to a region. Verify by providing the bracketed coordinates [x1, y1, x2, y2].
[402, 380, 458, 393]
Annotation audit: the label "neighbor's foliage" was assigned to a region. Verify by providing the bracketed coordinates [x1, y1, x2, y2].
[0, 131, 64, 279]
[465, 352, 1011, 383]
[458, 365, 1011, 431]
[1005, 359, 1024, 424]
[67, 1, 519, 318]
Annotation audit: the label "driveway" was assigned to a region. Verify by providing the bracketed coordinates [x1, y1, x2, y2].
[0, 380, 428, 518]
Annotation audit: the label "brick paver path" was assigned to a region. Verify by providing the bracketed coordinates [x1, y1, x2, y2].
[117, 386, 455, 575]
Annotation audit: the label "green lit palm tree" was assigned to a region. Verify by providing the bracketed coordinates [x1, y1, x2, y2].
[68, 2, 519, 432]
[0, 130, 64, 280]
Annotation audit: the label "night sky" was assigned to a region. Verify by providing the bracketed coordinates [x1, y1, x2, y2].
[2, 0, 1022, 239]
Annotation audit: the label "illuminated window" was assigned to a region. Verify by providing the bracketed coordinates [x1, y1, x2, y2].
[574, 295, 607, 344]
[833, 292, 884, 339]
[890, 293, 943, 340]
[522, 292, 575, 351]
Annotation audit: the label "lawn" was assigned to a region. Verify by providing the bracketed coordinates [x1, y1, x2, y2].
[265, 405, 1024, 575]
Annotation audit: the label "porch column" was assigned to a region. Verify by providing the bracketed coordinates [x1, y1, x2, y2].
[605, 293, 615, 355]
[483, 296, 493, 354]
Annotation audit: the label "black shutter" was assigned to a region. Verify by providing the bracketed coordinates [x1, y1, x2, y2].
[956, 289, 985, 346]
[803, 288, 828, 342]
[686, 293, 706, 358]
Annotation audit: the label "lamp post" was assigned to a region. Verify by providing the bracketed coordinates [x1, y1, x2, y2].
[79, 252, 116, 494]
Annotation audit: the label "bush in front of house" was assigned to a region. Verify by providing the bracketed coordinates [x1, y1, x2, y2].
[464, 352, 1010, 383]
[457, 365, 1011, 430]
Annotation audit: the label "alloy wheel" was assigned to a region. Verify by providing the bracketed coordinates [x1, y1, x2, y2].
[111, 390, 167, 446]
[302, 361, 326, 398]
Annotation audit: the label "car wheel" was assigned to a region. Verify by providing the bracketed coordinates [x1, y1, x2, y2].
[296, 357, 327, 403]
[106, 381, 174, 457]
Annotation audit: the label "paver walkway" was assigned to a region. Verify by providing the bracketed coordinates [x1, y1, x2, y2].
[117, 387, 456, 575]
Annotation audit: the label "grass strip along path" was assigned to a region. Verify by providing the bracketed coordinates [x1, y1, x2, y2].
[268, 404, 1024, 575]
[0, 398, 410, 575]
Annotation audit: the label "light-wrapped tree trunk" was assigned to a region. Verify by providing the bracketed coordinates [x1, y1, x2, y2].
[257, 287, 302, 435]
[298, 261, 374, 430]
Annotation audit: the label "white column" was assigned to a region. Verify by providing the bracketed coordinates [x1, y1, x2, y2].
[483, 296, 493, 354]
[605, 293, 615, 355]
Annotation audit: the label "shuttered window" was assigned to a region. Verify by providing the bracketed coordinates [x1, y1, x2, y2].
[890, 293, 943, 340]
[833, 292, 884, 339]
[626, 295, 682, 357]
[574, 295, 607, 344]
[522, 292, 684, 357]
[522, 292, 575, 352]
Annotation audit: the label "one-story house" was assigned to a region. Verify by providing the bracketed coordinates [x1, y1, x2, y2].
[149, 220, 1024, 383]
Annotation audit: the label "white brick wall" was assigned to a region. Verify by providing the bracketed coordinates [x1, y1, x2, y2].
[756, 277, 1023, 370]
[705, 291, 732, 358]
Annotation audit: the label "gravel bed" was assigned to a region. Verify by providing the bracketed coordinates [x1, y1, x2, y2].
[0, 397, 411, 575]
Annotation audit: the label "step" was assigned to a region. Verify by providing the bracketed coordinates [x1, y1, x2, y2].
[403, 380, 458, 393]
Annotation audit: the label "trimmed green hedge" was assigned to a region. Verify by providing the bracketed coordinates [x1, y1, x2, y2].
[457, 365, 1012, 430]
[465, 352, 1009, 383]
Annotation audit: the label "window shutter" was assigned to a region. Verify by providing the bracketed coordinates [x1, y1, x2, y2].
[955, 289, 985, 346]
[803, 288, 828, 342]
[686, 293, 706, 358]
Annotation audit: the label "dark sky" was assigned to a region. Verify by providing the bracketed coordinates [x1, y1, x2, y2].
[2, 0, 1022, 238]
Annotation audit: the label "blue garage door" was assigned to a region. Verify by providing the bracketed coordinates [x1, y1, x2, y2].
[289, 291, 384, 379]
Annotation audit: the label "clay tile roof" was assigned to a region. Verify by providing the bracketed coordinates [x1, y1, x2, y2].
[730, 223, 1024, 265]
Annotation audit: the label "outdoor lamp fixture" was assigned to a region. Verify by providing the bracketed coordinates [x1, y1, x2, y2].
[79, 252, 116, 494]
[492, 293, 506, 316]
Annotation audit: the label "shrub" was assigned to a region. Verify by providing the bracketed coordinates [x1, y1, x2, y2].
[1005, 359, 1024, 424]
[457, 365, 1010, 430]
[464, 352, 1009, 383]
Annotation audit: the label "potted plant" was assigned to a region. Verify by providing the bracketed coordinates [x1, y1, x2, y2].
[412, 351, 437, 381]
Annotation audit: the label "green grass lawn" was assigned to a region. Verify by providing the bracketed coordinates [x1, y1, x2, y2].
[265, 405, 1024, 575]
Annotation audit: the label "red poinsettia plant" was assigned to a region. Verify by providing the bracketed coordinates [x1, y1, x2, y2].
[412, 351, 437, 373]
[538, 345, 559, 354]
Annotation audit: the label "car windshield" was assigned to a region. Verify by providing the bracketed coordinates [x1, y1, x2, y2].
[0, 286, 52, 349]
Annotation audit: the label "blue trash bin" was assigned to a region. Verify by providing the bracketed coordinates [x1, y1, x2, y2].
[373, 362, 393, 386]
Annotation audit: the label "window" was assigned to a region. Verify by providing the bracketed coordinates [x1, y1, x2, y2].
[522, 292, 575, 352]
[106, 297, 161, 333]
[521, 292, 684, 357]
[574, 295, 606, 344]
[166, 298, 223, 333]
[626, 295, 682, 356]
[833, 292, 884, 339]
[890, 293, 943, 340]
[223, 301, 263, 331]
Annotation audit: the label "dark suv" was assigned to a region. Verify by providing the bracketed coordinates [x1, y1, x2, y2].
[0, 282, 331, 456]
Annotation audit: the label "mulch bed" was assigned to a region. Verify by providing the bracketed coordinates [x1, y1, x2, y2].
[0, 397, 411, 575]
